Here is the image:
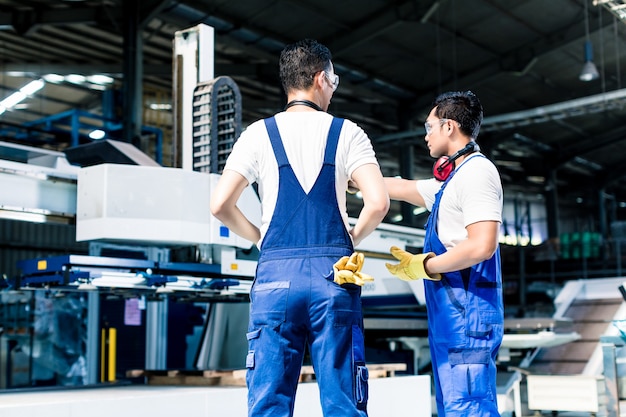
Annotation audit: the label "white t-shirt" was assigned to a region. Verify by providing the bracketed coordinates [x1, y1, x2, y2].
[416, 154, 502, 249]
[224, 111, 379, 246]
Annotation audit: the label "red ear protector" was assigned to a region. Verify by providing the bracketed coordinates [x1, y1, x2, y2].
[433, 142, 480, 181]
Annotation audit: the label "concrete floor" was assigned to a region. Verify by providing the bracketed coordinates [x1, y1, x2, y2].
[0, 376, 432, 417]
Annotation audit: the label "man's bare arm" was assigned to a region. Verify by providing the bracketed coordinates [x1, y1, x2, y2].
[210, 169, 261, 244]
[384, 177, 426, 208]
[425, 220, 500, 274]
[350, 163, 390, 246]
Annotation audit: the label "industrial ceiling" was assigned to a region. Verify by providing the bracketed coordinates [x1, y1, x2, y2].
[1, 0, 626, 233]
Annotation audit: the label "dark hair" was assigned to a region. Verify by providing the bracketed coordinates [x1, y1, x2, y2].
[432, 91, 483, 139]
[279, 39, 332, 93]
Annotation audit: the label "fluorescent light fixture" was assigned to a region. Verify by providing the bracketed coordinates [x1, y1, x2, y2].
[527, 176, 546, 184]
[86, 74, 114, 85]
[88, 83, 107, 91]
[149, 103, 172, 110]
[594, 0, 626, 22]
[0, 78, 45, 115]
[1, 92, 27, 110]
[20, 78, 45, 95]
[42, 73, 114, 87]
[89, 129, 106, 140]
[43, 74, 65, 83]
[65, 74, 86, 84]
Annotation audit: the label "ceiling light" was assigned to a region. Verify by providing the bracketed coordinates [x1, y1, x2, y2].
[149, 103, 172, 110]
[65, 74, 86, 84]
[0, 78, 45, 115]
[594, 0, 626, 22]
[580, 0, 600, 82]
[580, 41, 600, 81]
[20, 79, 45, 95]
[390, 214, 403, 223]
[494, 160, 523, 168]
[86, 74, 114, 85]
[89, 129, 106, 140]
[43, 74, 65, 83]
[526, 176, 545, 184]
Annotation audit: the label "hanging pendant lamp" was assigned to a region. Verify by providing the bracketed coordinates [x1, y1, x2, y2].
[580, 0, 600, 82]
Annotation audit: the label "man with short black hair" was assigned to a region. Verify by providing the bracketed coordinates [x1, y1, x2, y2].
[210, 39, 389, 416]
[385, 91, 503, 416]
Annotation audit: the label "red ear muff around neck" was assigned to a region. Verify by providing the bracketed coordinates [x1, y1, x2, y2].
[433, 156, 453, 181]
[432, 141, 480, 181]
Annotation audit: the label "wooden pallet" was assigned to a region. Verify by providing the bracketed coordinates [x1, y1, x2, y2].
[297, 363, 407, 383]
[126, 369, 248, 386]
[127, 363, 407, 387]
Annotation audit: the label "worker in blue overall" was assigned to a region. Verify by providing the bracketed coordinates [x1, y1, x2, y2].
[210, 39, 389, 417]
[384, 91, 504, 416]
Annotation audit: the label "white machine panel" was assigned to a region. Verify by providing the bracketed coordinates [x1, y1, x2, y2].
[527, 374, 607, 413]
[0, 142, 79, 221]
[76, 164, 260, 248]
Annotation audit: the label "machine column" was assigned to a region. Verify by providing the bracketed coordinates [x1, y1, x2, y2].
[145, 298, 168, 369]
[85, 291, 100, 385]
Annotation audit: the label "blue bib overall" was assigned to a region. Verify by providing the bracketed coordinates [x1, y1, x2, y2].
[245, 116, 369, 417]
[423, 155, 504, 416]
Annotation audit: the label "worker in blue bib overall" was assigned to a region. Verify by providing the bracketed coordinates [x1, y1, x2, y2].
[210, 39, 389, 417]
[384, 91, 504, 416]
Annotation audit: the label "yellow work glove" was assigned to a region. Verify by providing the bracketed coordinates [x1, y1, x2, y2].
[333, 252, 374, 286]
[385, 246, 442, 281]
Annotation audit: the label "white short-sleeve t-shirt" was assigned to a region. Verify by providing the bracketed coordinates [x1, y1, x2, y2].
[224, 111, 379, 246]
[416, 154, 502, 249]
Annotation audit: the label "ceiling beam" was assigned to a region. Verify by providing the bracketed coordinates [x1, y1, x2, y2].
[0, 5, 122, 35]
[374, 87, 626, 147]
[401, 6, 616, 124]
[0, 62, 266, 77]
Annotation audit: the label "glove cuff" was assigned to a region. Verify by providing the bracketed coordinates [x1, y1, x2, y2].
[421, 252, 441, 280]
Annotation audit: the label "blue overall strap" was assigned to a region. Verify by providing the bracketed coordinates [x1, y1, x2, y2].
[425, 154, 486, 230]
[260, 115, 351, 260]
[264, 116, 344, 168]
[439, 153, 485, 192]
[323, 117, 344, 165]
[264, 117, 290, 168]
